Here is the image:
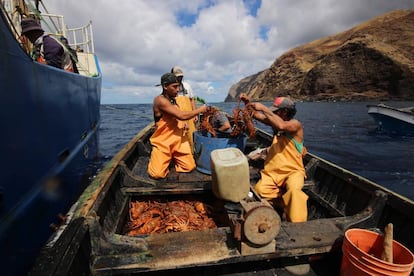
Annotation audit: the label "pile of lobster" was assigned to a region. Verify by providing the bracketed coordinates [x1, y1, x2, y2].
[198, 97, 256, 138]
[124, 199, 217, 236]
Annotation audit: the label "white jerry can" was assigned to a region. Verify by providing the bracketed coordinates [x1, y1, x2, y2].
[210, 147, 250, 202]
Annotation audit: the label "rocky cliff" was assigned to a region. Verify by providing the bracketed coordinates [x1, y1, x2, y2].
[226, 10, 414, 102]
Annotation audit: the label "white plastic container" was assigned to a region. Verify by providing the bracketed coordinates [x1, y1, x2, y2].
[210, 147, 250, 202]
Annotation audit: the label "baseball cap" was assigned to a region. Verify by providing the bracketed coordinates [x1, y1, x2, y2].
[270, 97, 295, 112]
[21, 18, 43, 34]
[171, 66, 184, 77]
[159, 73, 179, 86]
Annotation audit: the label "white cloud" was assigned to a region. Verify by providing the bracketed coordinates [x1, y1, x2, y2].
[45, 0, 414, 104]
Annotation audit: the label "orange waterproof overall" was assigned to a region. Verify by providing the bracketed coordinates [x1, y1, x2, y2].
[175, 95, 196, 151]
[147, 113, 195, 179]
[254, 134, 308, 222]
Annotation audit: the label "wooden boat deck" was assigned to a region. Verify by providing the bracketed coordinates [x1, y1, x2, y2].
[79, 134, 386, 274]
[30, 124, 414, 275]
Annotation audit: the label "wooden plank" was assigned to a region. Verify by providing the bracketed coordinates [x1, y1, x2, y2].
[276, 219, 343, 255]
[92, 228, 240, 273]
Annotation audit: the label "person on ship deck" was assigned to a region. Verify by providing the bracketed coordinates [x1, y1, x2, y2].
[20, 17, 73, 72]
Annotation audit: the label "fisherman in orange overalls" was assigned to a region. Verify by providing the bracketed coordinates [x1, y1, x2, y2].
[147, 73, 209, 179]
[240, 94, 308, 222]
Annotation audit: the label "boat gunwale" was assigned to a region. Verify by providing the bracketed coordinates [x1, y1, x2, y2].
[367, 104, 414, 116]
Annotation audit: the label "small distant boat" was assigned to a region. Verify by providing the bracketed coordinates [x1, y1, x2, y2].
[0, 1, 101, 274]
[367, 104, 414, 135]
[30, 123, 414, 275]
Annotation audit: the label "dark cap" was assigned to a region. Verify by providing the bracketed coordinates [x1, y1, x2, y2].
[171, 66, 184, 77]
[21, 18, 43, 34]
[160, 73, 179, 86]
[270, 97, 295, 112]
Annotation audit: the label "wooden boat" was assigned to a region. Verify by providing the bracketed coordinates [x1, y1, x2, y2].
[30, 123, 414, 275]
[367, 103, 414, 135]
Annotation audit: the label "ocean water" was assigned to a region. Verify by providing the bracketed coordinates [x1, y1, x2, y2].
[99, 101, 414, 200]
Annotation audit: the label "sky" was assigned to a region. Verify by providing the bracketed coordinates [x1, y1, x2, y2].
[44, 0, 414, 104]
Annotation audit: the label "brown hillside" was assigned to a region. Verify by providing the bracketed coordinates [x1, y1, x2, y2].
[226, 10, 414, 102]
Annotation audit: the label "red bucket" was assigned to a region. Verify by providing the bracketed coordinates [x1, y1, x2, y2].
[340, 228, 414, 276]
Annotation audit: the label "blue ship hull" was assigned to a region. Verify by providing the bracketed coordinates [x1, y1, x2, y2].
[0, 7, 102, 275]
[367, 104, 414, 136]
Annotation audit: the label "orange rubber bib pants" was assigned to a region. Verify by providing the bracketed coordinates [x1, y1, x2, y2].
[254, 134, 308, 222]
[175, 95, 196, 151]
[147, 114, 195, 179]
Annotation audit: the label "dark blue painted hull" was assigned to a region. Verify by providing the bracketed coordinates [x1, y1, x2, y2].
[0, 9, 102, 275]
[367, 104, 414, 136]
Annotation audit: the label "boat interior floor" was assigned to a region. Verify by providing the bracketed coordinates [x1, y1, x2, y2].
[130, 154, 261, 184]
[112, 148, 388, 255]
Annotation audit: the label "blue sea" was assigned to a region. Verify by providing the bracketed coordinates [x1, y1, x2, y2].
[99, 101, 414, 201]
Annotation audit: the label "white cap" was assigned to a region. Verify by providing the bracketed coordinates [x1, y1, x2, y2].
[171, 66, 184, 77]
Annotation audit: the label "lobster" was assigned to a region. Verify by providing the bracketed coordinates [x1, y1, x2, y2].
[230, 99, 256, 138]
[198, 106, 219, 137]
[125, 200, 217, 236]
[197, 97, 256, 139]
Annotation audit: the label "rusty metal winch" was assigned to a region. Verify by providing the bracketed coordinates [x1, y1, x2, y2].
[226, 188, 281, 255]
